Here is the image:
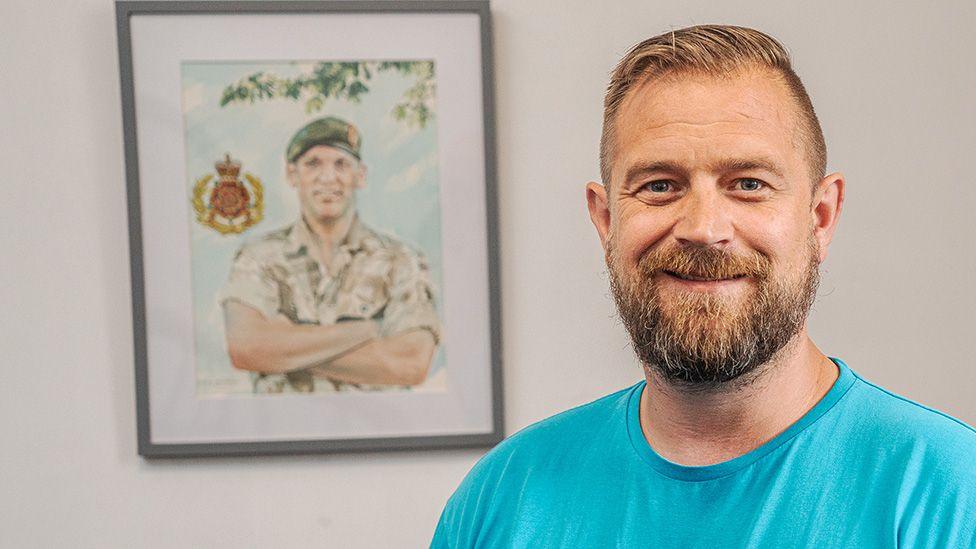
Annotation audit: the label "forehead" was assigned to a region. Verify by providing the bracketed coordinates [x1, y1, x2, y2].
[296, 144, 356, 163]
[611, 69, 803, 184]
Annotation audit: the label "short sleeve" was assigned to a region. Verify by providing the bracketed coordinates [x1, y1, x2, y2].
[380, 247, 442, 343]
[430, 469, 479, 549]
[217, 245, 280, 319]
[429, 500, 460, 549]
[429, 447, 505, 549]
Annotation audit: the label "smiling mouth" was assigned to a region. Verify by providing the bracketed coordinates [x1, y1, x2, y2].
[313, 190, 343, 201]
[663, 270, 747, 282]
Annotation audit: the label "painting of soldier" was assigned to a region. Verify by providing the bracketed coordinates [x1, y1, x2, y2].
[182, 60, 445, 396]
[219, 116, 441, 393]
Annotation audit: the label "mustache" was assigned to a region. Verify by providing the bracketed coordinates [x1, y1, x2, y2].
[635, 245, 770, 280]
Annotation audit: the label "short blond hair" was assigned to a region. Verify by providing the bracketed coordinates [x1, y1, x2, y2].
[600, 25, 826, 190]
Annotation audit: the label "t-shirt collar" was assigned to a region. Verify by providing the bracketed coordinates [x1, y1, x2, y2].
[626, 356, 857, 482]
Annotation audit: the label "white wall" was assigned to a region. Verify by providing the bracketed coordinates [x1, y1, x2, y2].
[2, 0, 974, 547]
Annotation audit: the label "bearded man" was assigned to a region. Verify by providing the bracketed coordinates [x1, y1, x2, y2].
[431, 25, 976, 548]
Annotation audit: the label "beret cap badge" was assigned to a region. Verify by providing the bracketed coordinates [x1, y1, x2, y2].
[286, 116, 362, 163]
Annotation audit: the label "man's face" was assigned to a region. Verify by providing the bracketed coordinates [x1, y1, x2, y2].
[287, 144, 366, 224]
[588, 68, 839, 389]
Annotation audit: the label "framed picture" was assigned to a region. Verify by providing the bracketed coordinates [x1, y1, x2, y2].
[116, 0, 502, 457]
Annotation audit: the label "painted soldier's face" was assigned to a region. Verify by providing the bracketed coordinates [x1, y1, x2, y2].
[287, 144, 367, 224]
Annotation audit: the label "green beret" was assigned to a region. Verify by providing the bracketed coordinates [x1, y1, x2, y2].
[286, 116, 362, 163]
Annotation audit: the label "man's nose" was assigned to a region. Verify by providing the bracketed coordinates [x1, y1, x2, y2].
[313, 164, 339, 183]
[671, 183, 734, 248]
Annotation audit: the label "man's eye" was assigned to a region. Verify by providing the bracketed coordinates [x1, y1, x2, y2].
[645, 180, 673, 193]
[737, 178, 765, 191]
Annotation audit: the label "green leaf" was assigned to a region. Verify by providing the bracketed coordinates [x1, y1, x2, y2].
[305, 96, 324, 114]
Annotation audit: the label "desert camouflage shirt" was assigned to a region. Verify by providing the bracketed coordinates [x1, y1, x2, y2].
[218, 215, 441, 393]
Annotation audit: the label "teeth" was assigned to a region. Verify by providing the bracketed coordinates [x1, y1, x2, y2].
[670, 272, 738, 282]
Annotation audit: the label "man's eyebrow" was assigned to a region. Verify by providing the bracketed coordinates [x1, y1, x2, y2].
[622, 161, 686, 186]
[710, 157, 786, 179]
[621, 157, 786, 186]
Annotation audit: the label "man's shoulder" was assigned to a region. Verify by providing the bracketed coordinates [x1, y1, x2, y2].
[831, 369, 976, 545]
[358, 222, 425, 259]
[458, 382, 639, 488]
[849, 371, 976, 441]
[844, 370, 976, 477]
[433, 383, 640, 546]
[355, 223, 432, 277]
[233, 224, 295, 258]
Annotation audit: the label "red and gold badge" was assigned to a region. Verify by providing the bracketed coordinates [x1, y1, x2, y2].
[192, 154, 264, 235]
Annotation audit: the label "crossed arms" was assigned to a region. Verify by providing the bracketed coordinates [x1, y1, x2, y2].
[223, 300, 437, 386]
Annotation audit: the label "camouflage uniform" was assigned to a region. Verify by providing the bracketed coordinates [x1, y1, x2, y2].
[218, 214, 441, 393]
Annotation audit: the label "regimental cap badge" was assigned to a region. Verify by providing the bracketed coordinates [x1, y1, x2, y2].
[286, 116, 362, 163]
[192, 153, 265, 235]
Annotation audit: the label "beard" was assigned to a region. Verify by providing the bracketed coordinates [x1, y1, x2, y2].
[607, 232, 821, 391]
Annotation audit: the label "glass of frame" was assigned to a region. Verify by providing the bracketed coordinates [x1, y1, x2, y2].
[116, 0, 502, 457]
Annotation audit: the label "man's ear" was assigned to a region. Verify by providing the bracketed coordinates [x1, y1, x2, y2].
[586, 181, 612, 252]
[811, 172, 845, 263]
[356, 162, 368, 190]
[285, 162, 298, 189]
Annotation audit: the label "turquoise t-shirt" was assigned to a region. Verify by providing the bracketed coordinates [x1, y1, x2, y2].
[432, 358, 976, 548]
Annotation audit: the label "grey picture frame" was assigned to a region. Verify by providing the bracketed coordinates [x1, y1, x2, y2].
[116, 0, 503, 458]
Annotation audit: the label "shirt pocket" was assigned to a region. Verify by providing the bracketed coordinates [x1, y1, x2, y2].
[338, 278, 388, 320]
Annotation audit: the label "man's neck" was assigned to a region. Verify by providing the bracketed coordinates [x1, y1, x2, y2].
[639, 332, 839, 467]
[305, 212, 355, 252]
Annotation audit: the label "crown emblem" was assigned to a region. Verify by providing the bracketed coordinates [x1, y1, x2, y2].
[215, 154, 242, 179]
[192, 153, 264, 235]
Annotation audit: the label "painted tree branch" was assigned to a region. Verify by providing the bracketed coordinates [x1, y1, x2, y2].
[220, 61, 435, 129]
